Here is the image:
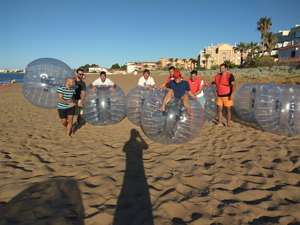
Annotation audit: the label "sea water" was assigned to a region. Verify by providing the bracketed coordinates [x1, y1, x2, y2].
[0, 73, 25, 83]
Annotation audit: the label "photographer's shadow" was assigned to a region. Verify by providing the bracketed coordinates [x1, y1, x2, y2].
[113, 129, 153, 225]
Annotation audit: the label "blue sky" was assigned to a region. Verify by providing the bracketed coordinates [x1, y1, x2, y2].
[1, 0, 300, 70]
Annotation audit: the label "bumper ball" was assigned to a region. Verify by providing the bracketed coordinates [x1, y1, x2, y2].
[126, 86, 156, 126]
[22, 58, 75, 109]
[83, 86, 126, 126]
[141, 89, 204, 144]
[234, 83, 271, 122]
[254, 84, 300, 136]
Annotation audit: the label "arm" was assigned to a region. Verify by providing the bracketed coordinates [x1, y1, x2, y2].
[194, 83, 204, 96]
[58, 93, 76, 107]
[78, 90, 85, 107]
[110, 83, 117, 92]
[229, 81, 236, 100]
[188, 91, 202, 106]
[89, 83, 96, 92]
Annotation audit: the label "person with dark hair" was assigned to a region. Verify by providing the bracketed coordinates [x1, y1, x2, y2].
[89, 71, 117, 92]
[213, 63, 236, 127]
[138, 69, 155, 88]
[158, 66, 183, 89]
[74, 68, 86, 125]
[158, 70, 199, 117]
[57, 77, 76, 137]
[187, 70, 204, 108]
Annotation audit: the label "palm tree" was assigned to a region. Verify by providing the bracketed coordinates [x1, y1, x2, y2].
[265, 32, 277, 55]
[248, 41, 261, 57]
[234, 42, 247, 65]
[157, 61, 162, 69]
[175, 58, 178, 62]
[204, 54, 211, 69]
[169, 58, 174, 66]
[192, 59, 197, 69]
[257, 17, 272, 54]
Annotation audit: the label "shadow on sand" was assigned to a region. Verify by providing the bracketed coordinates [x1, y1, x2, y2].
[113, 129, 153, 225]
[0, 179, 85, 225]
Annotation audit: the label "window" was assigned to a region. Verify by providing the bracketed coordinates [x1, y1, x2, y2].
[223, 54, 226, 62]
[291, 51, 296, 58]
[296, 31, 300, 38]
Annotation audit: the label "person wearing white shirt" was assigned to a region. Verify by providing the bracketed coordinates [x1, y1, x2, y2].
[89, 71, 117, 92]
[138, 70, 155, 88]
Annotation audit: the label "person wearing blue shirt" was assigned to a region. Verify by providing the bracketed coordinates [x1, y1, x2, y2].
[158, 70, 199, 116]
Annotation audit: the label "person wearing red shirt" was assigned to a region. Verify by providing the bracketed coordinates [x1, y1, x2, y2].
[213, 64, 236, 127]
[187, 70, 204, 108]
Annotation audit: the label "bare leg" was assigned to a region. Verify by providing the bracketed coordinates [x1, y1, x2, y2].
[77, 114, 83, 124]
[66, 115, 74, 137]
[182, 93, 193, 116]
[61, 118, 67, 127]
[216, 105, 223, 126]
[225, 106, 231, 127]
[158, 89, 174, 111]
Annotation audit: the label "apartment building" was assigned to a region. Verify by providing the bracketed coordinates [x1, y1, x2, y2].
[126, 62, 158, 73]
[159, 58, 196, 70]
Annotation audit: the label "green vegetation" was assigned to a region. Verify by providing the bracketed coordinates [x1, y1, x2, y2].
[78, 64, 99, 72]
[223, 60, 237, 69]
[257, 17, 272, 54]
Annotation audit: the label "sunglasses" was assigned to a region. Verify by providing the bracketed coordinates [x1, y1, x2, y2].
[78, 73, 84, 76]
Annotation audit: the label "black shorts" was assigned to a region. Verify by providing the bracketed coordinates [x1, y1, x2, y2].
[58, 107, 75, 119]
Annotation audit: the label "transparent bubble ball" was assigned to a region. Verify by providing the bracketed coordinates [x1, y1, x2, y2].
[83, 86, 126, 126]
[141, 89, 204, 144]
[254, 84, 300, 136]
[22, 58, 75, 109]
[203, 85, 218, 123]
[126, 86, 156, 126]
[234, 83, 272, 122]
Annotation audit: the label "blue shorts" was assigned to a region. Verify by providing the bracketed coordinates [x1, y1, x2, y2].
[197, 96, 205, 108]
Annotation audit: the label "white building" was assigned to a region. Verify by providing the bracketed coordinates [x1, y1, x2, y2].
[89, 66, 107, 73]
[126, 62, 138, 73]
[278, 44, 300, 61]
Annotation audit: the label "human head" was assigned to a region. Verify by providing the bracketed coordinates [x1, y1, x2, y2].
[76, 68, 84, 79]
[100, 71, 106, 82]
[65, 77, 74, 88]
[190, 70, 198, 82]
[173, 70, 182, 83]
[220, 63, 227, 74]
[169, 66, 175, 77]
[143, 69, 150, 79]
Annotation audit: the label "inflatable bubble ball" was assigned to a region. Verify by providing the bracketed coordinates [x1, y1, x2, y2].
[141, 89, 204, 144]
[83, 86, 126, 126]
[203, 85, 218, 123]
[254, 84, 300, 136]
[22, 58, 75, 109]
[126, 86, 156, 126]
[234, 83, 272, 122]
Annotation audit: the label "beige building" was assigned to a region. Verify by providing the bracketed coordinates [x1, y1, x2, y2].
[197, 42, 248, 69]
[159, 57, 197, 70]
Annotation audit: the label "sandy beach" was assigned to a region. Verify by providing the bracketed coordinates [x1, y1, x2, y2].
[0, 72, 300, 225]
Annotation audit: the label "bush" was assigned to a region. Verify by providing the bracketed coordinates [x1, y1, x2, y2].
[257, 55, 276, 67]
[210, 64, 219, 70]
[224, 60, 237, 69]
[196, 66, 205, 71]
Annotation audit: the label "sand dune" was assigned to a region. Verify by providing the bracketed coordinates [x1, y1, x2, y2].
[0, 73, 299, 224]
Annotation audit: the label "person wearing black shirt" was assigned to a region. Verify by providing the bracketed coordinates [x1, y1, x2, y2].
[74, 68, 86, 125]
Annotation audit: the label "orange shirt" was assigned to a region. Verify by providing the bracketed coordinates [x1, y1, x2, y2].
[187, 77, 203, 94]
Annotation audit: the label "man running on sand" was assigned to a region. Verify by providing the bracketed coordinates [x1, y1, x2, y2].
[57, 77, 76, 137]
[213, 63, 236, 127]
[158, 70, 199, 117]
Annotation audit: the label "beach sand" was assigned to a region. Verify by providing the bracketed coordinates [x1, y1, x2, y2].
[0, 72, 299, 225]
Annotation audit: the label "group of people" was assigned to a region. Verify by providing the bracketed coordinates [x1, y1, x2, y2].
[57, 64, 235, 137]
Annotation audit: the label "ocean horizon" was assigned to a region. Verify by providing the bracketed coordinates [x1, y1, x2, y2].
[0, 73, 24, 83]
